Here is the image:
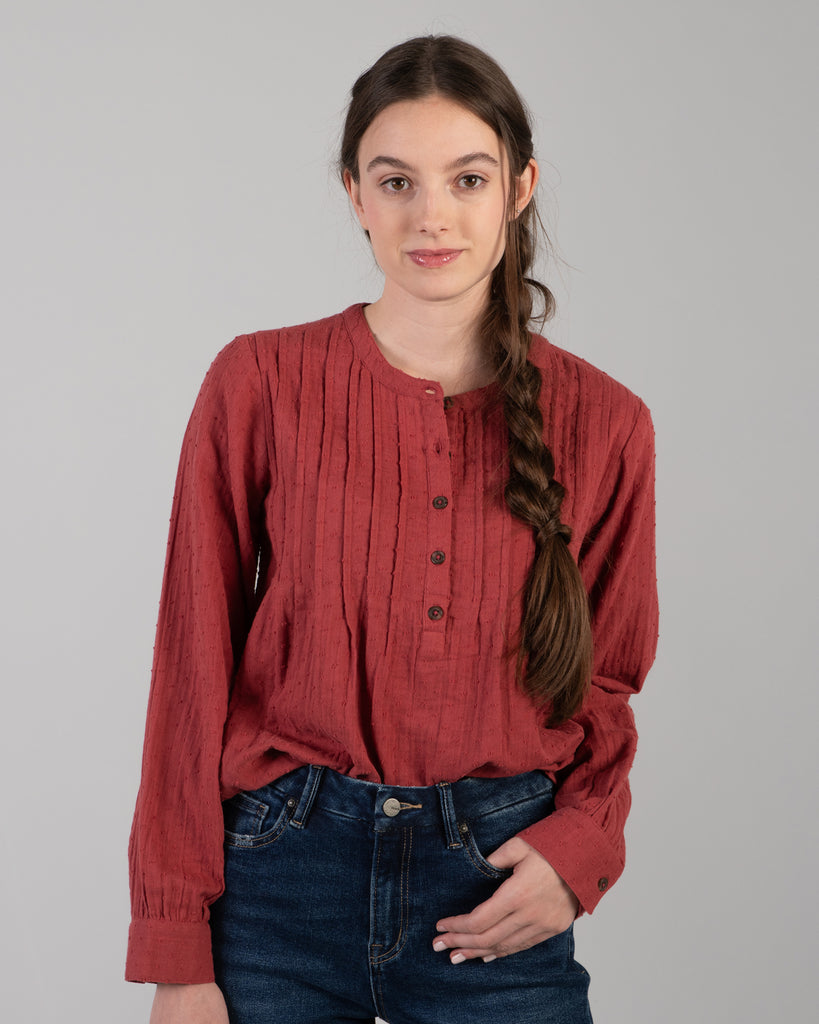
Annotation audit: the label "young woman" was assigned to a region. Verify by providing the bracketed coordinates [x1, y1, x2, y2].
[128, 35, 658, 1024]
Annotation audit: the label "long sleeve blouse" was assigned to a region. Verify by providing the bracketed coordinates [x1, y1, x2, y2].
[126, 302, 658, 984]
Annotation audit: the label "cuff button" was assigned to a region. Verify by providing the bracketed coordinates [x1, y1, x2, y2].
[597, 877, 609, 892]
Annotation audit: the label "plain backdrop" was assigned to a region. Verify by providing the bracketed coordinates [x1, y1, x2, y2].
[1, 1, 816, 1021]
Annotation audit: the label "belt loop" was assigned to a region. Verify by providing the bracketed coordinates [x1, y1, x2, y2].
[289, 765, 325, 830]
[436, 782, 462, 849]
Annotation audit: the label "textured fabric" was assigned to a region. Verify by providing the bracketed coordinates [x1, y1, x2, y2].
[127, 303, 658, 983]
[210, 765, 593, 1024]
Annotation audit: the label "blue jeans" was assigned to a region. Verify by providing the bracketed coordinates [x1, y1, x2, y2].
[210, 765, 593, 1023]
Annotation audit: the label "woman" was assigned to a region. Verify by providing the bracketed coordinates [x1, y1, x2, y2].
[128, 35, 658, 1024]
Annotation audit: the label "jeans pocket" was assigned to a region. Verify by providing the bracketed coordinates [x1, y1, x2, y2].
[223, 787, 296, 848]
[457, 820, 513, 880]
[456, 781, 556, 881]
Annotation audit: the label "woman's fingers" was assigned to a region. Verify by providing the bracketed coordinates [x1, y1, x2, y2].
[433, 910, 549, 962]
[432, 838, 579, 963]
[435, 836, 533, 936]
[436, 888, 517, 938]
[433, 912, 516, 955]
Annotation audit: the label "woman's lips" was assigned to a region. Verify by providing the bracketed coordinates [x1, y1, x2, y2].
[407, 249, 463, 268]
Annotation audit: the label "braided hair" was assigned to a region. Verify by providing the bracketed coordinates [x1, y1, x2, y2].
[339, 35, 592, 723]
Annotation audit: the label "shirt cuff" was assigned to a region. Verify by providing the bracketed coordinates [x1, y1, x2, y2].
[125, 919, 215, 984]
[517, 806, 624, 914]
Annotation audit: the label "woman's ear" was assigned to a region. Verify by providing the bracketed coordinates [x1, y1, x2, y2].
[514, 158, 540, 217]
[343, 169, 368, 231]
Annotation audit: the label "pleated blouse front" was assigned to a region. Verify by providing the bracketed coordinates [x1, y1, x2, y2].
[127, 302, 658, 983]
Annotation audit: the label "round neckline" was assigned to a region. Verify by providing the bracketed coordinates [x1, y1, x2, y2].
[341, 302, 500, 411]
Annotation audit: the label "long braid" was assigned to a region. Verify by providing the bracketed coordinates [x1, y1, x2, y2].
[481, 162, 593, 724]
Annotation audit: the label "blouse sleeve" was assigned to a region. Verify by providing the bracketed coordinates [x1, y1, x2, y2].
[517, 399, 658, 913]
[126, 336, 270, 983]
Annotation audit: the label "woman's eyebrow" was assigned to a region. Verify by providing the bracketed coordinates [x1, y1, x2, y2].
[365, 151, 500, 174]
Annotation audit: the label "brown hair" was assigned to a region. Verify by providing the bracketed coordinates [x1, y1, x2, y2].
[339, 36, 592, 723]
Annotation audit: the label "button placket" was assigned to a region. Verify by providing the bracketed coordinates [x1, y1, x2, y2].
[420, 386, 452, 641]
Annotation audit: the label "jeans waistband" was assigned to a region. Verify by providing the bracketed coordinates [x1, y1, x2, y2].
[265, 765, 554, 844]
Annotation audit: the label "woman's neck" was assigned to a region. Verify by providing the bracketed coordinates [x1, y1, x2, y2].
[363, 289, 494, 396]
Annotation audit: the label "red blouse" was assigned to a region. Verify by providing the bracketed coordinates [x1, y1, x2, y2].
[127, 303, 658, 983]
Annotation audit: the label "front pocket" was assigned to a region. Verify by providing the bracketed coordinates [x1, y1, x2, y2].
[454, 781, 556, 880]
[223, 788, 296, 848]
[457, 821, 513, 880]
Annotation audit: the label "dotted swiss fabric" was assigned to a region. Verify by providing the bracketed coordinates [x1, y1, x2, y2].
[126, 303, 658, 983]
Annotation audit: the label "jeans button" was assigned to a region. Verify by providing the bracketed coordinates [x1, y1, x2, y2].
[383, 798, 401, 817]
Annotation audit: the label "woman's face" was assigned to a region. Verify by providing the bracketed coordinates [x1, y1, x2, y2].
[344, 95, 538, 311]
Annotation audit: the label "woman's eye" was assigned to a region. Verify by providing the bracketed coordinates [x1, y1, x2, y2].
[382, 177, 410, 192]
[459, 174, 485, 189]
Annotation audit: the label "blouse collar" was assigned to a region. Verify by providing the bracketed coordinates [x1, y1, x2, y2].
[341, 302, 500, 412]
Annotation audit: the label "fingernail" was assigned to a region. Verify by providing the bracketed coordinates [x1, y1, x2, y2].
[433, 940, 447, 952]
[483, 955, 497, 963]
[451, 953, 466, 964]
[436, 924, 447, 932]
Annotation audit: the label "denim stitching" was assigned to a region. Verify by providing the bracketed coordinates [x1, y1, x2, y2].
[369, 835, 383, 962]
[374, 965, 385, 1022]
[290, 764, 325, 829]
[460, 823, 510, 879]
[369, 834, 386, 1020]
[224, 800, 295, 849]
[436, 782, 463, 849]
[376, 827, 412, 965]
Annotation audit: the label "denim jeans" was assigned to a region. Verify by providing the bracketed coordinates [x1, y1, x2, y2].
[210, 765, 593, 1024]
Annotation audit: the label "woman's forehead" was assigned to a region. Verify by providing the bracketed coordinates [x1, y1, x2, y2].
[358, 97, 504, 170]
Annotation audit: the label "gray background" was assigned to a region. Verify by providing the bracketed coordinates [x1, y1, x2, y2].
[1, 1, 816, 1021]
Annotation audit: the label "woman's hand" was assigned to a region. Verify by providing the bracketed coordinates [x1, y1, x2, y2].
[149, 983, 229, 1024]
[432, 837, 579, 963]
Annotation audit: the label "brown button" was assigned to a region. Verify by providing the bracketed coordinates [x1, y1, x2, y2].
[427, 605, 444, 621]
[432, 496, 448, 510]
[597, 877, 609, 892]
[430, 550, 446, 565]
[443, 396, 454, 410]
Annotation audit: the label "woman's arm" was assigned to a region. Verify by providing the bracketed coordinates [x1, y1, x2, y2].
[127, 336, 271, 984]
[434, 400, 658, 961]
[519, 399, 658, 908]
[149, 984, 229, 1024]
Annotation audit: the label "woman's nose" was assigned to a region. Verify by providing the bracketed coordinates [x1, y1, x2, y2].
[416, 188, 450, 234]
